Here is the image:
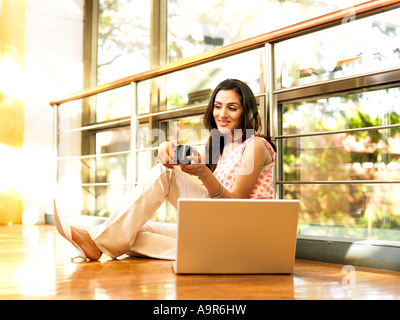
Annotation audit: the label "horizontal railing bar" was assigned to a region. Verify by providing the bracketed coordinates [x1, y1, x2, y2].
[135, 142, 206, 153]
[276, 180, 400, 185]
[58, 183, 131, 187]
[58, 118, 130, 134]
[126, 180, 400, 186]
[49, 0, 400, 106]
[58, 95, 263, 133]
[136, 93, 266, 120]
[135, 146, 158, 152]
[136, 103, 208, 120]
[81, 183, 131, 187]
[57, 93, 265, 134]
[274, 123, 400, 140]
[254, 93, 267, 98]
[58, 144, 207, 159]
[275, 67, 400, 102]
[57, 150, 131, 161]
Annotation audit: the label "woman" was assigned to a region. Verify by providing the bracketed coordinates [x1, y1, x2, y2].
[54, 79, 276, 261]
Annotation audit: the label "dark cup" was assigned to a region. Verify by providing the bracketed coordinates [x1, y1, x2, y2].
[175, 145, 193, 164]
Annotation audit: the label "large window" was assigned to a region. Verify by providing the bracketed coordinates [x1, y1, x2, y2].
[57, 87, 132, 218]
[276, 6, 400, 88]
[275, 7, 400, 242]
[97, 0, 151, 85]
[96, 0, 366, 82]
[281, 88, 400, 240]
[167, 0, 364, 63]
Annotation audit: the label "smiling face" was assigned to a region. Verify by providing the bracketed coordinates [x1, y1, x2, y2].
[212, 89, 244, 138]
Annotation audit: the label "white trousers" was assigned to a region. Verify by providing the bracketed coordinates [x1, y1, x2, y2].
[88, 164, 210, 260]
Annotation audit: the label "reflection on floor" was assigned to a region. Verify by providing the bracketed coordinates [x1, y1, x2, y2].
[1, 225, 400, 300]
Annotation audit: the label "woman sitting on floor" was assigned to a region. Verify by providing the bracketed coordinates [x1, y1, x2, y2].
[54, 78, 276, 261]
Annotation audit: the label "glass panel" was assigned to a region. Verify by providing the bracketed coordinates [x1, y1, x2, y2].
[276, 8, 400, 89]
[58, 126, 130, 159]
[58, 86, 131, 131]
[284, 184, 400, 241]
[57, 127, 131, 217]
[56, 185, 89, 216]
[282, 88, 400, 135]
[137, 80, 150, 114]
[56, 185, 130, 217]
[282, 87, 400, 182]
[96, 85, 132, 122]
[93, 154, 131, 184]
[58, 100, 82, 131]
[137, 49, 264, 115]
[167, 0, 364, 63]
[58, 154, 130, 186]
[138, 123, 150, 149]
[136, 150, 155, 184]
[166, 50, 262, 111]
[281, 86, 400, 241]
[92, 185, 131, 218]
[57, 158, 83, 186]
[96, 128, 130, 154]
[161, 115, 207, 145]
[97, 0, 150, 85]
[283, 129, 400, 183]
[58, 131, 83, 158]
[95, 128, 131, 184]
[151, 201, 177, 224]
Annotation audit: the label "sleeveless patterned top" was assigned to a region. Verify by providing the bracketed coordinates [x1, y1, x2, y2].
[212, 136, 275, 199]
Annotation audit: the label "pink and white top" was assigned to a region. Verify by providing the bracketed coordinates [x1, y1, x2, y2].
[213, 136, 275, 199]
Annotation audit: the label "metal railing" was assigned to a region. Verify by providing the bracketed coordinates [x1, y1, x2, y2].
[50, 0, 400, 106]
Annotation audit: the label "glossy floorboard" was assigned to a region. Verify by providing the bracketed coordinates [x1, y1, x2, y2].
[1, 225, 400, 300]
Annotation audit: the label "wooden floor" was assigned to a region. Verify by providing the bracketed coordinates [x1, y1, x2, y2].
[1, 224, 400, 300]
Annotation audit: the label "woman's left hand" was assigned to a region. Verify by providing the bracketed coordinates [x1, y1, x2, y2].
[179, 148, 208, 178]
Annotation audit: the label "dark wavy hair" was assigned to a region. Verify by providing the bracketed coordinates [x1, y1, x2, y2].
[203, 79, 276, 172]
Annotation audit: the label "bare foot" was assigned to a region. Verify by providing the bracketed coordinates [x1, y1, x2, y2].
[71, 227, 102, 260]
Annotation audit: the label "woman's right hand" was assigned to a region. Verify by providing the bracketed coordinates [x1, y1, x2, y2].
[157, 140, 177, 169]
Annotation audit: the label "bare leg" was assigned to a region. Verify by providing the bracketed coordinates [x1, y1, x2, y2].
[71, 227, 102, 260]
[53, 199, 102, 261]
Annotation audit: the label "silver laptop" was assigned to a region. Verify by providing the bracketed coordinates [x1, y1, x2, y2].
[172, 198, 300, 274]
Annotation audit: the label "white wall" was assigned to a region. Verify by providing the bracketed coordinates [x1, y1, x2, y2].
[21, 0, 84, 223]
